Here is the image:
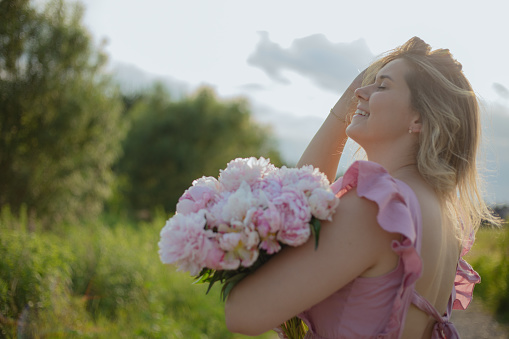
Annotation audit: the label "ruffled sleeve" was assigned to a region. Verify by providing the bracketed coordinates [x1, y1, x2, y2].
[453, 231, 481, 310]
[334, 161, 421, 249]
[331, 160, 424, 336]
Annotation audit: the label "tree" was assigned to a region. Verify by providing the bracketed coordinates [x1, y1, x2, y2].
[0, 0, 125, 226]
[115, 84, 283, 214]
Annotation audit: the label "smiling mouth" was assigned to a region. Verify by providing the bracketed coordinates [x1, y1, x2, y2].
[354, 109, 370, 117]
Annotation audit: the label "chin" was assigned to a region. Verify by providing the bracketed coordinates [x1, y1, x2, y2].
[346, 128, 370, 154]
[346, 124, 362, 143]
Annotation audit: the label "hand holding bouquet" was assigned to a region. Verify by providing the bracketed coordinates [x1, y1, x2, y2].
[158, 157, 339, 338]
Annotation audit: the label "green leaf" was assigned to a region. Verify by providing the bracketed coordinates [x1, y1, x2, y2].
[219, 271, 251, 301]
[310, 218, 321, 250]
[205, 270, 225, 295]
[221, 281, 235, 302]
[193, 269, 212, 284]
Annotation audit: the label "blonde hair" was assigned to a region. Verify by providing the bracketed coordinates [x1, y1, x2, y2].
[362, 37, 500, 239]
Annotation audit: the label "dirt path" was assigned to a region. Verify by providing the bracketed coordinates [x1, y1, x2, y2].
[452, 299, 509, 339]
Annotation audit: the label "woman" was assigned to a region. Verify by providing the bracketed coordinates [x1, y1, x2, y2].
[224, 37, 498, 338]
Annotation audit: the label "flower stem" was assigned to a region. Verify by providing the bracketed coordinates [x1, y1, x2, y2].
[280, 316, 308, 339]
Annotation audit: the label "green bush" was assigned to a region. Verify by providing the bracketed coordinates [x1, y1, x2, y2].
[66, 223, 148, 320]
[0, 215, 91, 338]
[471, 225, 509, 324]
[0, 210, 275, 338]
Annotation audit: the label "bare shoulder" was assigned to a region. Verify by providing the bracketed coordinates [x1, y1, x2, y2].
[327, 188, 401, 277]
[334, 188, 401, 245]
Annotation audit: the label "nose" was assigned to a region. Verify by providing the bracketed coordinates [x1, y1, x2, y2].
[354, 86, 369, 101]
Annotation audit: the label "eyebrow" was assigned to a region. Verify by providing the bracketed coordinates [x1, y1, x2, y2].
[377, 74, 394, 82]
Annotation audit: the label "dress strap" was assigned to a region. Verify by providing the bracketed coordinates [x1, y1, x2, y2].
[411, 291, 461, 339]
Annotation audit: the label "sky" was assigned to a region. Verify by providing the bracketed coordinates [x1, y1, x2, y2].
[62, 0, 509, 204]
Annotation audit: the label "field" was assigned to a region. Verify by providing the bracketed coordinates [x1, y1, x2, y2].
[1, 207, 507, 338]
[0, 209, 275, 339]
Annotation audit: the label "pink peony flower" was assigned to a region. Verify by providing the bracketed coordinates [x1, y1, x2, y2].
[205, 191, 231, 229]
[274, 188, 312, 246]
[258, 176, 283, 201]
[159, 211, 223, 275]
[160, 157, 337, 280]
[219, 229, 260, 269]
[278, 165, 330, 197]
[219, 157, 276, 192]
[176, 176, 220, 215]
[221, 181, 260, 225]
[252, 203, 282, 254]
[308, 188, 339, 221]
[259, 234, 280, 254]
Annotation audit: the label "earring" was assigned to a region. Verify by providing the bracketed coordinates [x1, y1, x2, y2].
[408, 128, 412, 134]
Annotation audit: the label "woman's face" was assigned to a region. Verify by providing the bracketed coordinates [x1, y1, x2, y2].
[346, 58, 419, 150]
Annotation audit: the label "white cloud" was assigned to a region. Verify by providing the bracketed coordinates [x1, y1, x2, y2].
[247, 32, 374, 93]
[493, 83, 509, 100]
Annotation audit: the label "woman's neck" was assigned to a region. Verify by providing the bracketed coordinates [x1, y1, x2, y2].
[363, 137, 419, 178]
[366, 152, 418, 179]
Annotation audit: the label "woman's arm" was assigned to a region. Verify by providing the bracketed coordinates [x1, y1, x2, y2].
[297, 71, 364, 182]
[224, 188, 399, 336]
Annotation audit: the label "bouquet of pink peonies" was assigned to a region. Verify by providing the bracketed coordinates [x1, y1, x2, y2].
[158, 157, 339, 338]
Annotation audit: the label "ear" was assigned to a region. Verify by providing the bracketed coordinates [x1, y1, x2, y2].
[409, 112, 422, 133]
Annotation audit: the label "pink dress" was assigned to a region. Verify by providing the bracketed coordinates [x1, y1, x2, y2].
[297, 161, 480, 339]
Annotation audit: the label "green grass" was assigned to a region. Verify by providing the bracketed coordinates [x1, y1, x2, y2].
[0, 209, 276, 338]
[465, 224, 509, 324]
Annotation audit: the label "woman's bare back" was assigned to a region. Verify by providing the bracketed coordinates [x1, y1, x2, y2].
[400, 175, 461, 338]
